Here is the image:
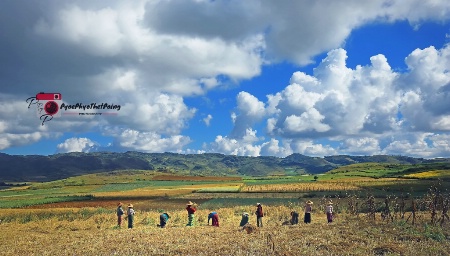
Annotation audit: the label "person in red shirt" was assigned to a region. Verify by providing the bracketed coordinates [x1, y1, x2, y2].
[255, 203, 264, 227]
[186, 201, 197, 226]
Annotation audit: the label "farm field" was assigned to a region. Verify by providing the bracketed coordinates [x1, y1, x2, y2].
[0, 164, 450, 255]
[0, 206, 449, 255]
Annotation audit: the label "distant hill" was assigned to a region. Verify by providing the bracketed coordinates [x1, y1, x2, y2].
[0, 152, 448, 182]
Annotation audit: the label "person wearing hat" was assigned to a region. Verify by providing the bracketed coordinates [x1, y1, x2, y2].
[239, 212, 249, 227]
[116, 202, 125, 227]
[127, 204, 135, 229]
[186, 201, 197, 226]
[208, 211, 219, 227]
[159, 212, 170, 228]
[255, 203, 264, 227]
[326, 201, 333, 223]
[304, 200, 313, 224]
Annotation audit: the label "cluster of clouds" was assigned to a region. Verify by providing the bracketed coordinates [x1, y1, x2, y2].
[0, 0, 449, 158]
[210, 46, 450, 157]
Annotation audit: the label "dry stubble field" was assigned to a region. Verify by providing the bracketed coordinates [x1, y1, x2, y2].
[1, 205, 449, 256]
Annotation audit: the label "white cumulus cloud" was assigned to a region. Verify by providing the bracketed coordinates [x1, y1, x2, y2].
[57, 137, 98, 153]
[207, 44, 450, 158]
[107, 128, 192, 153]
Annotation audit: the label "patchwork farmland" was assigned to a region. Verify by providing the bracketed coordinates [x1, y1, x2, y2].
[1, 164, 449, 255]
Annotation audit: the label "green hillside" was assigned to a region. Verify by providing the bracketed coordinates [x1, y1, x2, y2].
[0, 151, 449, 182]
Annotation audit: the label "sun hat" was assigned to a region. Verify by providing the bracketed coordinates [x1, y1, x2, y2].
[186, 201, 194, 206]
[256, 203, 261, 206]
[128, 204, 133, 208]
[118, 202, 122, 206]
[243, 212, 249, 216]
[306, 200, 313, 205]
[327, 201, 333, 205]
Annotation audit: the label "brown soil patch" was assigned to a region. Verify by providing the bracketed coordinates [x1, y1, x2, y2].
[152, 174, 242, 181]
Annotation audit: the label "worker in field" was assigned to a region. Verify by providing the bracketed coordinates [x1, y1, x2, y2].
[116, 202, 125, 227]
[255, 203, 264, 227]
[127, 203, 135, 228]
[186, 201, 197, 226]
[290, 210, 299, 224]
[240, 212, 249, 227]
[304, 200, 313, 224]
[326, 201, 333, 223]
[208, 211, 219, 227]
[159, 212, 170, 228]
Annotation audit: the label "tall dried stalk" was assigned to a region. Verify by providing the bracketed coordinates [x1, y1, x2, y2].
[381, 195, 394, 222]
[406, 197, 418, 225]
[366, 195, 376, 221]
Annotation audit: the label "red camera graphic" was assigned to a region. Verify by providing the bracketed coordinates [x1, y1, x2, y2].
[36, 92, 62, 117]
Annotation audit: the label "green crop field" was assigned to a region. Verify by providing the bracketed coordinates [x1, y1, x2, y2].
[1, 166, 450, 209]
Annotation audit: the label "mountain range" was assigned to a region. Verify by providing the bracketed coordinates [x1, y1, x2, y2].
[1, 151, 449, 182]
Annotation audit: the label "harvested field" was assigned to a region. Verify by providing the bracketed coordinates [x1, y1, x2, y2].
[22, 198, 212, 211]
[0, 206, 448, 256]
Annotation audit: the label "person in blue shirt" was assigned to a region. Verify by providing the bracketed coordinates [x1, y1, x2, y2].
[159, 212, 170, 228]
[116, 202, 124, 227]
[208, 211, 219, 227]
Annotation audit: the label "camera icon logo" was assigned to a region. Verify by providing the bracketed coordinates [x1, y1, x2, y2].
[36, 92, 62, 117]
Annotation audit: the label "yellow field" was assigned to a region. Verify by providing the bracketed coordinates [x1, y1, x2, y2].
[92, 182, 243, 197]
[242, 182, 360, 192]
[405, 170, 450, 179]
[325, 177, 406, 183]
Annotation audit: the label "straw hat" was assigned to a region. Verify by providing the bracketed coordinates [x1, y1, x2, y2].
[128, 204, 133, 208]
[256, 203, 261, 206]
[327, 201, 333, 205]
[186, 201, 194, 206]
[243, 212, 249, 216]
[306, 200, 313, 205]
[118, 202, 122, 206]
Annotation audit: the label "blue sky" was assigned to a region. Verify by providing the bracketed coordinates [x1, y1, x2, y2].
[1, 0, 450, 158]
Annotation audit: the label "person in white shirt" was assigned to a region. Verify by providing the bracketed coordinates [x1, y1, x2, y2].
[127, 204, 135, 228]
[304, 200, 313, 224]
[326, 201, 333, 223]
